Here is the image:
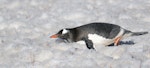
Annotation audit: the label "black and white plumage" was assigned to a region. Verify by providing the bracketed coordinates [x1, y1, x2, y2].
[50, 22, 148, 49]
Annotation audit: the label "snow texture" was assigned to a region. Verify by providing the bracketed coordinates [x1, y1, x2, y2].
[0, 0, 150, 68]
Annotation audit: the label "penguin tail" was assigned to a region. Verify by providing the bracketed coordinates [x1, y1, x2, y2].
[131, 31, 148, 36]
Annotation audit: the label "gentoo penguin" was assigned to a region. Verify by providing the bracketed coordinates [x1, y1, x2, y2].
[50, 22, 148, 49]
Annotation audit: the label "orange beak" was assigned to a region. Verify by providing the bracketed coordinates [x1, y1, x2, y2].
[50, 34, 59, 38]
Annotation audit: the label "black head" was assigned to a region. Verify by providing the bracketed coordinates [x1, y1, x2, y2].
[50, 29, 71, 41]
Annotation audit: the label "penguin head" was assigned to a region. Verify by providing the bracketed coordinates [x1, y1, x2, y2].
[50, 29, 71, 40]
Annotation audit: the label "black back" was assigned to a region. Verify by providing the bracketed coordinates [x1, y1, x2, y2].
[70, 23, 121, 41]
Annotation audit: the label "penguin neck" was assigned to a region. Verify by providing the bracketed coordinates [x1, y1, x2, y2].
[68, 28, 78, 42]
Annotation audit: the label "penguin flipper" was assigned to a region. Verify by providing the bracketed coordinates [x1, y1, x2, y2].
[83, 38, 95, 49]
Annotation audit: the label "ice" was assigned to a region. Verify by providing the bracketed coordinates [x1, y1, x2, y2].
[63, 13, 85, 20]
[0, 16, 4, 22]
[35, 50, 53, 62]
[142, 60, 150, 68]
[108, 59, 141, 68]
[0, 0, 150, 68]
[39, 13, 48, 19]
[0, 23, 7, 30]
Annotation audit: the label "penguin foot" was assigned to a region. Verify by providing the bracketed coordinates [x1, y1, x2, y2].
[114, 36, 122, 46]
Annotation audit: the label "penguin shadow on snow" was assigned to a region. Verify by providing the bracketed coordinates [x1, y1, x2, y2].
[108, 40, 135, 46]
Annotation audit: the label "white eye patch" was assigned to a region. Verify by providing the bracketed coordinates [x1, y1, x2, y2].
[62, 29, 69, 34]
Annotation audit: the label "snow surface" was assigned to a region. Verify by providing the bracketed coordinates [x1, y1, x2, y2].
[0, 0, 150, 68]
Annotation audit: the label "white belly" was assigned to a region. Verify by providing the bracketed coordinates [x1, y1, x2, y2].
[88, 34, 114, 46]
